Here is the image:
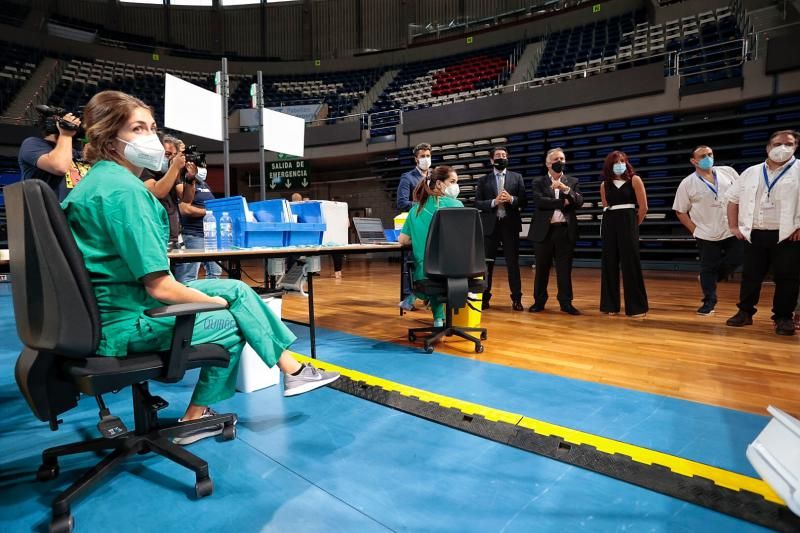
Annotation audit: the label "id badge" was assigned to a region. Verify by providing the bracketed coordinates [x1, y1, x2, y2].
[710, 200, 722, 208]
[762, 200, 776, 210]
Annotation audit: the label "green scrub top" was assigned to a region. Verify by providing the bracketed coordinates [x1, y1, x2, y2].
[61, 159, 171, 356]
[400, 194, 463, 281]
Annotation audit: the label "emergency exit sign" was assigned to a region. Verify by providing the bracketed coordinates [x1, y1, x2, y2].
[593, 4, 601, 13]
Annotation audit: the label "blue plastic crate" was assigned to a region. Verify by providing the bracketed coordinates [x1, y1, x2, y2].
[243, 222, 290, 247]
[384, 229, 400, 242]
[290, 201, 324, 223]
[249, 199, 289, 222]
[205, 196, 248, 248]
[287, 223, 326, 246]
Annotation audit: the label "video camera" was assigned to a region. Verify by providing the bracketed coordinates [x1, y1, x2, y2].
[35, 105, 81, 136]
[184, 145, 206, 166]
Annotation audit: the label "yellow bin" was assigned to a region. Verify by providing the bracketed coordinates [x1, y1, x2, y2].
[394, 212, 408, 230]
[452, 290, 483, 328]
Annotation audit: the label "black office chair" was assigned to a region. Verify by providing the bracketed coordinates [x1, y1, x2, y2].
[408, 208, 488, 354]
[7, 180, 237, 533]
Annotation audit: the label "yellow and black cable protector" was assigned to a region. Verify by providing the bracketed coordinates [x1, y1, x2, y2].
[293, 354, 800, 532]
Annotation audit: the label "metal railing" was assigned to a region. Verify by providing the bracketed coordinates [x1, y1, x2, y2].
[675, 38, 747, 80]
[507, 50, 675, 92]
[408, 0, 589, 43]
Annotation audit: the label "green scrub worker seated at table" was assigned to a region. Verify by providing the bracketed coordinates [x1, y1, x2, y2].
[61, 90, 339, 445]
[398, 165, 464, 327]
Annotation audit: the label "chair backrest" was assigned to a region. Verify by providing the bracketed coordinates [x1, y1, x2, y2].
[6, 180, 100, 357]
[423, 207, 485, 278]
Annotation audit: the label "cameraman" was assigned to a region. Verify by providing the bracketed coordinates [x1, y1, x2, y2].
[175, 161, 222, 283]
[140, 135, 196, 250]
[18, 107, 85, 200]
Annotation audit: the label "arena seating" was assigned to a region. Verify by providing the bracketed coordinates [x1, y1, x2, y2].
[367, 42, 520, 137]
[0, 42, 42, 116]
[229, 68, 385, 119]
[48, 57, 218, 121]
[371, 91, 800, 268]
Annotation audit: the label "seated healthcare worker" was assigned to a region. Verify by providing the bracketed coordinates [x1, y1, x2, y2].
[61, 90, 339, 445]
[398, 165, 463, 327]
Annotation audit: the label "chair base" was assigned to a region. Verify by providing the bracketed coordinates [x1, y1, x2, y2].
[37, 382, 236, 533]
[408, 323, 487, 354]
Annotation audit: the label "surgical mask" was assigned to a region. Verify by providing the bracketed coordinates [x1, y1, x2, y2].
[417, 156, 431, 171]
[612, 162, 627, 176]
[697, 156, 714, 170]
[160, 157, 170, 173]
[444, 183, 460, 199]
[196, 167, 208, 181]
[769, 145, 795, 164]
[117, 134, 165, 171]
[551, 161, 565, 174]
[493, 158, 508, 171]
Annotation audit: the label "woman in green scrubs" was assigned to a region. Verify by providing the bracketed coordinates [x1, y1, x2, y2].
[399, 165, 463, 327]
[62, 91, 339, 444]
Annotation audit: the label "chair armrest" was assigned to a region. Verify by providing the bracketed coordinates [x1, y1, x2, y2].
[144, 302, 227, 318]
[144, 302, 227, 382]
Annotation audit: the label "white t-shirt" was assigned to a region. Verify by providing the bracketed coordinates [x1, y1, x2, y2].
[550, 174, 566, 223]
[725, 157, 800, 243]
[672, 166, 739, 241]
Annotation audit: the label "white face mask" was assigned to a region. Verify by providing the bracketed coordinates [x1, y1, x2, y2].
[769, 145, 795, 164]
[417, 157, 431, 171]
[117, 134, 165, 171]
[444, 183, 459, 199]
[196, 167, 208, 181]
[160, 157, 170, 173]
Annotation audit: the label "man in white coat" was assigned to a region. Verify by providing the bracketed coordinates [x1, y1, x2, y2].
[673, 145, 742, 315]
[725, 130, 800, 336]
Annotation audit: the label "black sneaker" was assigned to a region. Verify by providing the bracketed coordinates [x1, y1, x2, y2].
[696, 303, 715, 316]
[726, 310, 753, 327]
[775, 318, 796, 336]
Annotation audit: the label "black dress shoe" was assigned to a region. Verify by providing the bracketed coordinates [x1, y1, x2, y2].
[512, 300, 524, 311]
[528, 304, 545, 313]
[560, 305, 581, 316]
[481, 300, 491, 310]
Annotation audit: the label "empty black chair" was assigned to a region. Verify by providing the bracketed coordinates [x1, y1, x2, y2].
[408, 208, 488, 353]
[6, 180, 237, 533]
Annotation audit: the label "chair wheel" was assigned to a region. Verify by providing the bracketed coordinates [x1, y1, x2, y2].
[50, 513, 73, 533]
[196, 477, 213, 498]
[480, 332, 487, 340]
[222, 423, 236, 441]
[475, 344, 484, 353]
[424, 345, 434, 354]
[408, 333, 416, 342]
[36, 463, 59, 481]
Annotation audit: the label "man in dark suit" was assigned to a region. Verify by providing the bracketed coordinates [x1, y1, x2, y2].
[397, 142, 432, 311]
[475, 146, 527, 311]
[527, 148, 584, 314]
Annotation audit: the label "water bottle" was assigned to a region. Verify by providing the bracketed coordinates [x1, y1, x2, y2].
[219, 212, 233, 250]
[203, 210, 217, 251]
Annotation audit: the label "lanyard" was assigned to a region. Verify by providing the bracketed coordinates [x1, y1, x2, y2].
[695, 170, 718, 199]
[762, 159, 795, 198]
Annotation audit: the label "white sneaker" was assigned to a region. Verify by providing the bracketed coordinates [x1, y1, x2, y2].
[283, 364, 341, 397]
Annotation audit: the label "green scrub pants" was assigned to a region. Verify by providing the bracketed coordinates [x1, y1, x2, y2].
[128, 279, 296, 406]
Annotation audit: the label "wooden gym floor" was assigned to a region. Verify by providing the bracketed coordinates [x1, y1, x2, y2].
[241, 257, 799, 416]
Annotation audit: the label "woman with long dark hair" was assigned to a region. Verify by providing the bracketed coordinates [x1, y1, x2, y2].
[599, 150, 649, 317]
[398, 165, 463, 327]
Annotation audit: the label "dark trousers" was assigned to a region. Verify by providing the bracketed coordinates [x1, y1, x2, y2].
[737, 230, 800, 320]
[600, 209, 648, 315]
[696, 237, 744, 306]
[484, 217, 522, 302]
[533, 224, 574, 308]
[332, 253, 343, 272]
